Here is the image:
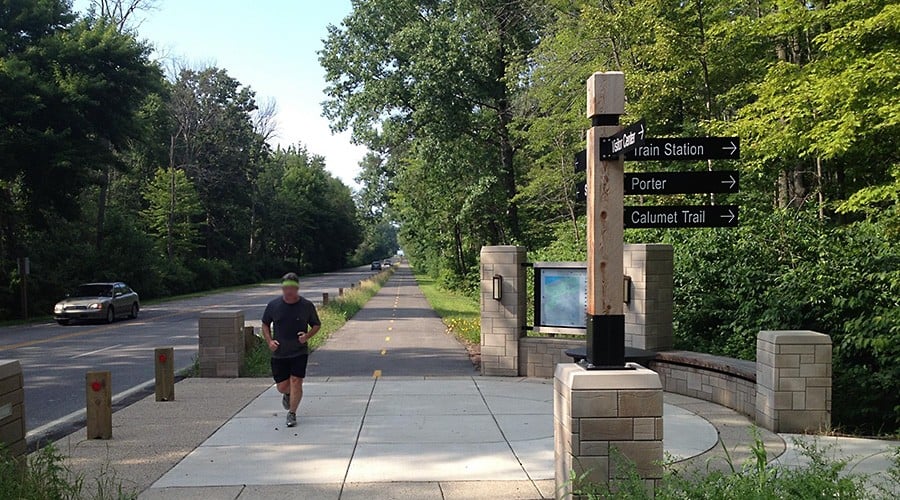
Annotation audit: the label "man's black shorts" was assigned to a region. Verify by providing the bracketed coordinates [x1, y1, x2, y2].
[271, 354, 309, 382]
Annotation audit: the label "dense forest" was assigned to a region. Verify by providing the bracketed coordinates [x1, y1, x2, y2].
[321, 0, 899, 433]
[0, 1, 396, 320]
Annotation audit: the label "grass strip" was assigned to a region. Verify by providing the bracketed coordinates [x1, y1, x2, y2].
[241, 268, 395, 377]
[412, 268, 480, 345]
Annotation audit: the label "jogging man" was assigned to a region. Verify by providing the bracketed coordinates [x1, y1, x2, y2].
[261, 272, 321, 427]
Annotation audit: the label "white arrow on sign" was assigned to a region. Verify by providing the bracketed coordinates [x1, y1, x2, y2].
[638, 123, 645, 141]
[720, 175, 737, 190]
[723, 141, 738, 156]
[720, 209, 736, 224]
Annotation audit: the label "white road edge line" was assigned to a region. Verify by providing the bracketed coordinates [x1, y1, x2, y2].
[71, 343, 122, 359]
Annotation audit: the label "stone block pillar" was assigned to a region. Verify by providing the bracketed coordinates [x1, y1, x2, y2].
[480, 246, 527, 376]
[554, 363, 663, 498]
[624, 244, 673, 351]
[199, 310, 246, 377]
[756, 330, 832, 433]
[0, 360, 26, 459]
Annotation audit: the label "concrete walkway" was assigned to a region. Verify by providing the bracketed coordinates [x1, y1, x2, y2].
[140, 377, 728, 499]
[309, 266, 475, 377]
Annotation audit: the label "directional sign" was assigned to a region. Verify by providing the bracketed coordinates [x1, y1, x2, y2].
[575, 149, 587, 173]
[576, 181, 587, 202]
[625, 205, 739, 228]
[625, 137, 740, 161]
[600, 119, 646, 159]
[625, 171, 739, 195]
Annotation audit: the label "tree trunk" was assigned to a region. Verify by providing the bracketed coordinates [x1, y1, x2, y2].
[454, 221, 465, 276]
[96, 165, 109, 250]
[816, 156, 824, 220]
[167, 135, 177, 261]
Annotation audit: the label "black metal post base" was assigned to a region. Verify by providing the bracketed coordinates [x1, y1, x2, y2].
[585, 314, 626, 369]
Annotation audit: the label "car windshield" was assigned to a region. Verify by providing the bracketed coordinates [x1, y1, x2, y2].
[73, 285, 113, 297]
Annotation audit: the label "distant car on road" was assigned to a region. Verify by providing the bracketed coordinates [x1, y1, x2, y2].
[371, 261, 383, 271]
[382, 260, 392, 267]
[53, 282, 140, 325]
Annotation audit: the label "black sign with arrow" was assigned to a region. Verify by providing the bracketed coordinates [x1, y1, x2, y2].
[576, 171, 739, 201]
[625, 171, 739, 195]
[625, 205, 739, 228]
[599, 119, 646, 159]
[625, 137, 740, 161]
[576, 137, 740, 171]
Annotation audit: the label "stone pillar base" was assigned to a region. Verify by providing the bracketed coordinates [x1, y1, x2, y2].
[198, 310, 246, 378]
[0, 360, 26, 459]
[554, 363, 663, 499]
[756, 330, 832, 433]
[480, 246, 526, 376]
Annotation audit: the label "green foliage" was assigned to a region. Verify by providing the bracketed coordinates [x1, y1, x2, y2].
[571, 432, 888, 499]
[414, 268, 481, 345]
[0, 1, 369, 318]
[141, 167, 203, 261]
[666, 209, 900, 433]
[254, 147, 362, 273]
[0, 443, 135, 500]
[321, 0, 546, 284]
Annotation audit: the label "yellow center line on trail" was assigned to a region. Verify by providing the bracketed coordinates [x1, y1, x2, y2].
[373, 369, 382, 378]
[381, 349, 387, 355]
[385, 336, 390, 341]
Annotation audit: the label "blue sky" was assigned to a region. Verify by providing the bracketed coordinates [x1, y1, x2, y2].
[71, 0, 366, 188]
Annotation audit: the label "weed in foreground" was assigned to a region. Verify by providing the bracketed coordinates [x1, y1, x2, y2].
[569, 430, 893, 499]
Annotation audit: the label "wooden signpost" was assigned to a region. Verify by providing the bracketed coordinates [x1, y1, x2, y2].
[584, 72, 627, 368]
[581, 74, 742, 368]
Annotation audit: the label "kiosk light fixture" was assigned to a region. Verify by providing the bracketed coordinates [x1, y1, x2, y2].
[492, 275, 503, 301]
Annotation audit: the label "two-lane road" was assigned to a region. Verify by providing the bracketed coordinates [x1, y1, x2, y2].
[0, 266, 379, 439]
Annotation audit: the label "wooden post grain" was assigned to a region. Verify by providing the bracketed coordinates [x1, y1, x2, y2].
[154, 347, 175, 401]
[586, 72, 626, 368]
[86, 371, 112, 439]
[323, 292, 329, 305]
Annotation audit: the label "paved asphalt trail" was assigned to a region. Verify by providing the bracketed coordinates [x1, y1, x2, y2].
[0, 266, 379, 434]
[309, 264, 475, 377]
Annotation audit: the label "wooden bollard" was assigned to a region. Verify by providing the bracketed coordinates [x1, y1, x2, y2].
[86, 371, 112, 439]
[155, 347, 175, 401]
[323, 292, 329, 305]
[339, 287, 344, 297]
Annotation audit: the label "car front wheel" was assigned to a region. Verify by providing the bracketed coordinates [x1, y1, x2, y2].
[129, 303, 139, 319]
[56, 319, 70, 326]
[106, 306, 115, 324]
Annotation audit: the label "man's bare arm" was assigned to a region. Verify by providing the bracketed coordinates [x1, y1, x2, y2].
[300, 324, 321, 344]
[262, 323, 279, 351]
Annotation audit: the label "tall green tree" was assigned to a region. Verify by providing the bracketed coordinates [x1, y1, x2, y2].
[255, 147, 361, 272]
[321, 0, 545, 279]
[141, 167, 203, 261]
[168, 66, 267, 259]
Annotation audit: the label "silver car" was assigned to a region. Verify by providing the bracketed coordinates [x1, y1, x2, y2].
[53, 282, 140, 325]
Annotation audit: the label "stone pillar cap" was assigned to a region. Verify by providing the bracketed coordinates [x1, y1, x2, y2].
[759, 330, 831, 344]
[555, 362, 662, 390]
[0, 359, 22, 379]
[199, 309, 245, 318]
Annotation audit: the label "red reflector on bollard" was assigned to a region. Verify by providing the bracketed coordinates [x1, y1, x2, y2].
[158, 353, 167, 364]
[91, 381, 102, 392]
